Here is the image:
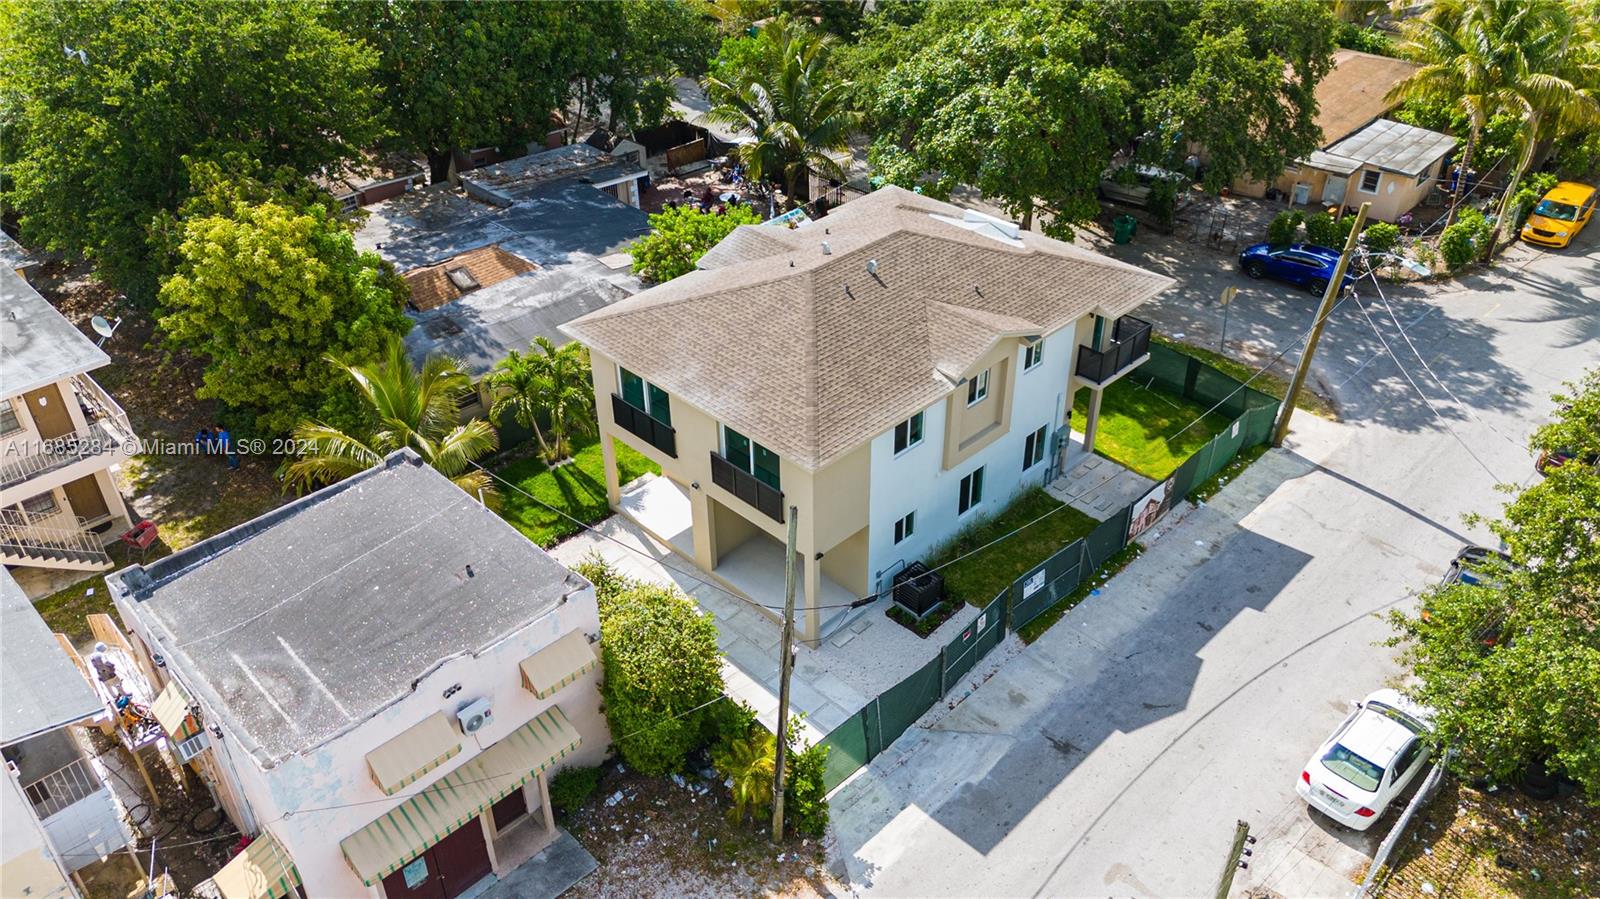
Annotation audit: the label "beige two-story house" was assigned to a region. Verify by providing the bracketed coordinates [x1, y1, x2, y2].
[563, 187, 1174, 641]
[2, 266, 138, 598]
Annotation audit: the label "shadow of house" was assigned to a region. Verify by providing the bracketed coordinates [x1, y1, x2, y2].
[919, 528, 1313, 855]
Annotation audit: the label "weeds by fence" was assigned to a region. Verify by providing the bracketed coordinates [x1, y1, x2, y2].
[818, 348, 1279, 792]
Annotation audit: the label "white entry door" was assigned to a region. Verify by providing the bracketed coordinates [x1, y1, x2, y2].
[1325, 175, 1348, 207]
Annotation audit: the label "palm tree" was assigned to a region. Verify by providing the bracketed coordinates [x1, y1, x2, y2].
[487, 337, 595, 464]
[701, 19, 859, 209]
[283, 334, 499, 504]
[1389, 0, 1600, 241]
[712, 729, 775, 827]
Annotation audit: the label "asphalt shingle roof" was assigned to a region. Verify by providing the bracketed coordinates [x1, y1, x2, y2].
[562, 187, 1175, 471]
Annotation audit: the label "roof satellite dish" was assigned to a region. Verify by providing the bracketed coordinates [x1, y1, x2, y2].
[90, 315, 122, 347]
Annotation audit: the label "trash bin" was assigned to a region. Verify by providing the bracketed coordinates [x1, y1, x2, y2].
[1112, 215, 1137, 244]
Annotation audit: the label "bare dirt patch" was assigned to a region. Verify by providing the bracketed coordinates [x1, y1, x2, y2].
[1377, 777, 1598, 898]
[564, 763, 839, 899]
[30, 261, 291, 555]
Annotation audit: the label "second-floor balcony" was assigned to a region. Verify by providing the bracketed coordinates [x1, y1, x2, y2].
[1, 376, 135, 490]
[709, 451, 785, 523]
[610, 393, 677, 458]
[21, 755, 105, 819]
[1075, 315, 1153, 385]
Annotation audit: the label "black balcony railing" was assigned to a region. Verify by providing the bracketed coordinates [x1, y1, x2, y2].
[1075, 315, 1153, 384]
[611, 394, 677, 457]
[709, 452, 785, 523]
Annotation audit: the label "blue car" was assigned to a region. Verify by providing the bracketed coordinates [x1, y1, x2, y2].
[1238, 243, 1354, 294]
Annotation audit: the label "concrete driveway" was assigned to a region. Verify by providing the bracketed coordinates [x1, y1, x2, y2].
[829, 225, 1599, 897]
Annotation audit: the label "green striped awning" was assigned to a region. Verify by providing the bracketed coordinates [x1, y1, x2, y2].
[366, 712, 462, 796]
[212, 832, 301, 899]
[340, 705, 582, 884]
[519, 630, 599, 699]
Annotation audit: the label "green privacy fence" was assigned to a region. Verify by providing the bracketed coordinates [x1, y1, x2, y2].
[817, 349, 1280, 793]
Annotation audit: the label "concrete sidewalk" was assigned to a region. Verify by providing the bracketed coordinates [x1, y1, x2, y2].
[548, 508, 977, 746]
[829, 414, 1446, 898]
[1046, 440, 1155, 521]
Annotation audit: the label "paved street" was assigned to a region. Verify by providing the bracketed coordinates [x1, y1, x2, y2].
[830, 226, 1599, 898]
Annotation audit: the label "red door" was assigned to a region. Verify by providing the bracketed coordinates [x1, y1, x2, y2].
[491, 789, 527, 832]
[433, 822, 494, 898]
[378, 820, 493, 899]
[380, 854, 446, 899]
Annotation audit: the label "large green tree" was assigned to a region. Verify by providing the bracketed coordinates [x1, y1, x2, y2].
[1389, 370, 1600, 793]
[858, 0, 1337, 231]
[702, 18, 859, 208]
[334, 2, 574, 182]
[1389, 0, 1600, 236]
[157, 171, 410, 435]
[865, 3, 1131, 233]
[568, 0, 718, 137]
[0, 0, 382, 302]
[629, 204, 762, 282]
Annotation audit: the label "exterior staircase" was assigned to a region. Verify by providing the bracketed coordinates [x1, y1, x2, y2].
[0, 509, 113, 570]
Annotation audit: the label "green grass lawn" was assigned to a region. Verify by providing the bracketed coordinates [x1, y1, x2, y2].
[926, 488, 1098, 608]
[1073, 378, 1235, 481]
[494, 437, 659, 547]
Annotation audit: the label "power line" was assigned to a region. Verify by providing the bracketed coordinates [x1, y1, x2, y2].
[1355, 251, 1528, 453]
[1347, 287, 1508, 485]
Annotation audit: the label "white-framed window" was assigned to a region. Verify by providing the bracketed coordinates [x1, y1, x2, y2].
[1023, 424, 1048, 470]
[0, 400, 21, 436]
[958, 466, 985, 515]
[893, 511, 916, 544]
[893, 412, 924, 455]
[1023, 341, 1044, 371]
[1359, 169, 1382, 194]
[966, 369, 990, 406]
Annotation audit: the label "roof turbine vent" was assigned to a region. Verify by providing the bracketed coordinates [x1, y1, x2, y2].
[821, 241, 832, 255]
[866, 259, 879, 276]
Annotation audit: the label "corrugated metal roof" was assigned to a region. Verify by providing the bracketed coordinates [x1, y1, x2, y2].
[1326, 118, 1457, 177]
[1305, 150, 1364, 176]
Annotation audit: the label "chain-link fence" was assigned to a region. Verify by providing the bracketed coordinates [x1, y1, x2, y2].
[817, 351, 1280, 792]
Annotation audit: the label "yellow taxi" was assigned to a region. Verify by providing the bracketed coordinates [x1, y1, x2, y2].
[1520, 181, 1597, 248]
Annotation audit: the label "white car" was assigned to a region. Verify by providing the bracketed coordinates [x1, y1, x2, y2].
[1295, 689, 1434, 830]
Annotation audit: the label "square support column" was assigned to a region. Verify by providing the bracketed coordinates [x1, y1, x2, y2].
[539, 771, 555, 833]
[1082, 387, 1105, 455]
[600, 435, 621, 506]
[802, 555, 821, 644]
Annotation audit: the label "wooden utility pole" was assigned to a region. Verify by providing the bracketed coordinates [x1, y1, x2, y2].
[1272, 201, 1370, 447]
[771, 506, 799, 842]
[1214, 819, 1254, 899]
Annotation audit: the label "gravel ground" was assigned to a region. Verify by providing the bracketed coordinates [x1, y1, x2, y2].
[565, 763, 843, 899]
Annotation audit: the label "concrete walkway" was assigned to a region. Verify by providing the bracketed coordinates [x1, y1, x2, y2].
[548, 500, 976, 746]
[1046, 434, 1156, 521]
[480, 830, 596, 899]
